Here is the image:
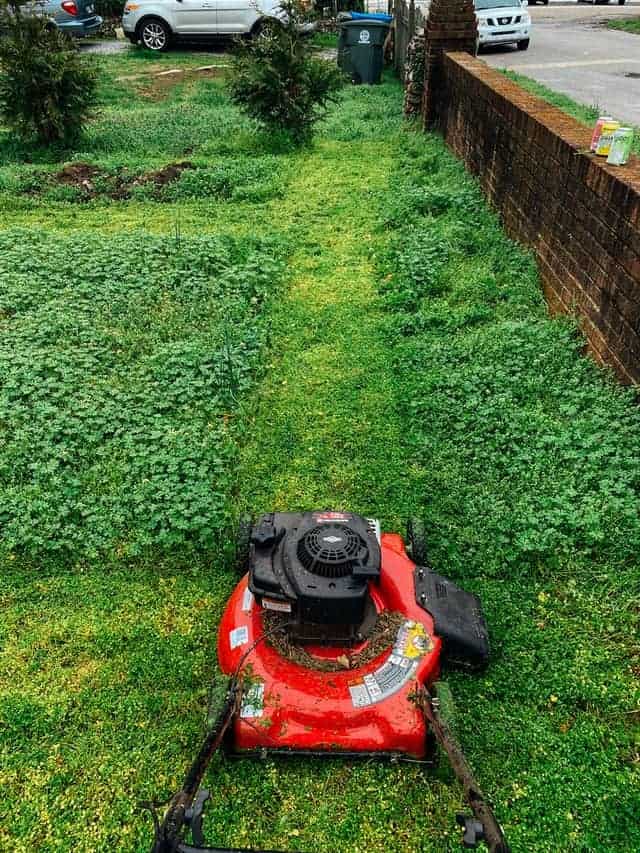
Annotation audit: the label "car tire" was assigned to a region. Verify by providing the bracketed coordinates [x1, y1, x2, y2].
[138, 17, 171, 52]
[517, 38, 530, 50]
[618, 0, 626, 5]
[251, 17, 283, 39]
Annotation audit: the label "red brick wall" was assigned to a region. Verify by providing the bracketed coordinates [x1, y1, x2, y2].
[422, 0, 477, 126]
[440, 52, 640, 384]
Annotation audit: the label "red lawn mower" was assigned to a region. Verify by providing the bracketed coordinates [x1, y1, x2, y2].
[150, 511, 510, 853]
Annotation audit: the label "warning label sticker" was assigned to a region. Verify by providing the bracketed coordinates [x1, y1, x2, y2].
[241, 587, 254, 613]
[229, 625, 249, 650]
[312, 511, 352, 524]
[240, 682, 264, 718]
[348, 620, 432, 708]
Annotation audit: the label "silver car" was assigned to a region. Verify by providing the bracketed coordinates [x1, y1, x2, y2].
[122, 0, 286, 51]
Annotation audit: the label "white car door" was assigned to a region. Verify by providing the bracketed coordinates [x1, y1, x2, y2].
[215, 0, 257, 33]
[173, 0, 217, 34]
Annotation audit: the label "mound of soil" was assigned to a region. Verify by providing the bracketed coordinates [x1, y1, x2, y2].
[51, 161, 195, 200]
[138, 161, 195, 187]
[56, 162, 103, 190]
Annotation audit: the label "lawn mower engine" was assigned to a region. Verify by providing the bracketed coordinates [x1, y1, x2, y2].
[151, 511, 509, 853]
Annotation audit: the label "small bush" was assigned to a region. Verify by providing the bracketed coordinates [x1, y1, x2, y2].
[0, 9, 96, 144]
[227, 0, 343, 143]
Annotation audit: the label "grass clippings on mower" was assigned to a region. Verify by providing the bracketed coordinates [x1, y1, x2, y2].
[265, 610, 407, 672]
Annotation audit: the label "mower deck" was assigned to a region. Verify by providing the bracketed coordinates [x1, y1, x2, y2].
[219, 533, 440, 759]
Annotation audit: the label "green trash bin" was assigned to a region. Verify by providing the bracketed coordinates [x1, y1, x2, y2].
[338, 19, 390, 85]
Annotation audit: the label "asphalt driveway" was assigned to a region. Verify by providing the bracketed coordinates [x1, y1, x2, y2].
[483, 4, 640, 125]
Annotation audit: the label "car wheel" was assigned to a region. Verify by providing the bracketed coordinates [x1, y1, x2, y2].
[251, 17, 282, 39]
[517, 38, 530, 50]
[139, 17, 171, 52]
[618, 0, 626, 5]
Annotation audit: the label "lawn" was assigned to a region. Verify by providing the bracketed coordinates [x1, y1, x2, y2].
[607, 17, 640, 36]
[1, 47, 639, 853]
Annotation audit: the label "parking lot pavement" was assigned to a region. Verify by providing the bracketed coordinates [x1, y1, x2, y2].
[482, 4, 640, 125]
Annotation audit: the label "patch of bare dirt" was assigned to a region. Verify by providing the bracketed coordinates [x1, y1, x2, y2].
[136, 64, 226, 101]
[56, 162, 103, 191]
[139, 161, 195, 187]
[51, 160, 195, 200]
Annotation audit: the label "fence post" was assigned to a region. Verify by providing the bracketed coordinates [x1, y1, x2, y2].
[422, 0, 478, 128]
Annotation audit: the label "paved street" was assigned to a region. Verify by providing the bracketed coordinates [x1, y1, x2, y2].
[483, 4, 640, 125]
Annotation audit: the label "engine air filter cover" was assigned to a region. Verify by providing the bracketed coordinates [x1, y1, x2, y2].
[248, 511, 381, 637]
[297, 523, 367, 578]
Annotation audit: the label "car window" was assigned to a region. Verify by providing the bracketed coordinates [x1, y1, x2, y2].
[475, 0, 522, 8]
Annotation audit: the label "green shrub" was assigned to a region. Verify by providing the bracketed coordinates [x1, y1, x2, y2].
[227, 0, 343, 143]
[0, 9, 96, 144]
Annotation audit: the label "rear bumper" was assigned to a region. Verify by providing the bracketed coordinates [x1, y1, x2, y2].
[58, 15, 103, 36]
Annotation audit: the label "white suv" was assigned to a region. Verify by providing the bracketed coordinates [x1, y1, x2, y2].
[122, 0, 289, 51]
[475, 0, 531, 51]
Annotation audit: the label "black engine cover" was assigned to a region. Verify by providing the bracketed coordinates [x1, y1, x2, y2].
[248, 511, 381, 638]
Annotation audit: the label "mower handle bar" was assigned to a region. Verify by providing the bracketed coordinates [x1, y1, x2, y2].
[153, 679, 510, 853]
